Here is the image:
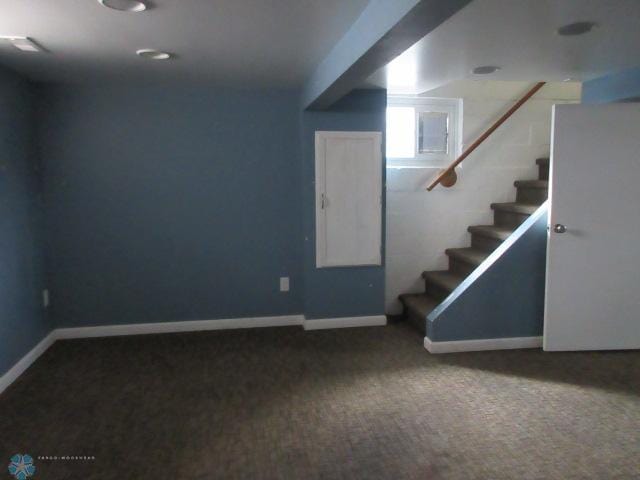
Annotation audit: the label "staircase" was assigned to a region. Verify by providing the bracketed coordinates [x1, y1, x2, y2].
[399, 157, 550, 335]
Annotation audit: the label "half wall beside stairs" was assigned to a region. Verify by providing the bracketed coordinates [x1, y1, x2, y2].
[399, 156, 550, 351]
[427, 202, 548, 344]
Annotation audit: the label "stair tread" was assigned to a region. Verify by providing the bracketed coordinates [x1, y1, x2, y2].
[445, 247, 490, 266]
[468, 224, 515, 241]
[490, 202, 539, 214]
[421, 270, 465, 292]
[399, 293, 440, 318]
[536, 157, 550, 165]
[514, 179, 549, 189]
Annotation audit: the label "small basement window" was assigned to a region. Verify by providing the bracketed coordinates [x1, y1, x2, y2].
[386, 96, 461, 168]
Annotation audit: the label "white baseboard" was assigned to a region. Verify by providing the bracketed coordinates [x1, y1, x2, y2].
[1, 313, 387, 396]
[303, 315, 387, 330]
[0, 331, 57, 395]
[424, 335, 543, 354]
[56, 315, 305, 340]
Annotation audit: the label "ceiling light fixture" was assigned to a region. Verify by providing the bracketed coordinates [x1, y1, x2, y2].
[472, 65, 501, 75]
[98, 0, 147, 12]
[136, 49, 172, 60]
[0, 36, 44, 52]
[556, 21, 597, 36]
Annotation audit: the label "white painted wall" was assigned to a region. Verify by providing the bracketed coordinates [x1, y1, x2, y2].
[385, 80, 581, 314]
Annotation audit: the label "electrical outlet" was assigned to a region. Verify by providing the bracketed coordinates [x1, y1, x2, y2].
[42, 289, 50, 308]
[279, 277, 290, 292]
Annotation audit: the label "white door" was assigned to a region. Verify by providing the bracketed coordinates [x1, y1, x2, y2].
[544, 104, 640, 351]
[315, 131, 382, 268]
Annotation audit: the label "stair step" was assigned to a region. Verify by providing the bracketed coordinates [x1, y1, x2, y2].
[468, 224, 514, 241]
[399, 293, 440, 316]
[490, 202, 539, 214]
[446, 247, 490, 276]
[491, 202, 539, 228]
[446, 247, 489, 266]
[468, 224, 514, 251]
[422, 270, 465, 301]
[399, 293, 440, 335]
[515, 179, 549, 204]
[514, 180, 548, 189]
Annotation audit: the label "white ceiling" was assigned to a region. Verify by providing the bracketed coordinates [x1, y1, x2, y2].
[0, 0, 370, 85]
[367, 0, 640, 94]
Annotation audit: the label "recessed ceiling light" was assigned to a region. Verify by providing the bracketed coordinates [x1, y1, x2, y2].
[472, 65, 501, 75]
[98, 0, 147, 12]
[136, 49, 172, 60]
[556, 21, 597, 36]
[0, 36, 44, 52]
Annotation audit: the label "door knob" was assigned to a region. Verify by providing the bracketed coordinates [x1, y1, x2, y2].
[554, 224, 567, 233]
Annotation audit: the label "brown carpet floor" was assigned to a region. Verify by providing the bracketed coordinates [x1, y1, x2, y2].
[1, 322, 639, 480]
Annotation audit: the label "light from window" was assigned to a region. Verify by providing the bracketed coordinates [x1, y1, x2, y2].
[386, 107, 415, 158]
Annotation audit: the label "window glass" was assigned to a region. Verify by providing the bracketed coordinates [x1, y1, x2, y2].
[418, 112, 449, 154]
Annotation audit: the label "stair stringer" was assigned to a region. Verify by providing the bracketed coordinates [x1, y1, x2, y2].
[426, 201, 548, 343]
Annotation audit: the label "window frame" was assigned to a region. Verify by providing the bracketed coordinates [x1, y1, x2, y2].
[386, 96, 462, 168]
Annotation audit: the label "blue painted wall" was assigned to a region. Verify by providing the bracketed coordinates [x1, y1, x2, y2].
[301, 90, 387, 320]
[582, 66, 640, 104]
[37, 86, 304, 327]
[0, 67, 50, 375]
[427, 205, 548, 342]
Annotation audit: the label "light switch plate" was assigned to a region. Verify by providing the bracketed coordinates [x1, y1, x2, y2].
[279, 277, 290, 292]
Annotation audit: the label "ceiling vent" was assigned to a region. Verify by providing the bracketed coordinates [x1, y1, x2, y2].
[136, 49, 172, 60]
[556, 21, 597, 36]
[472, 65, 501, 75]
[98, 0, 147, 12]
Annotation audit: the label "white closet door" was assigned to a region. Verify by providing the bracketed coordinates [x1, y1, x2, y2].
[315, 131, 383, 268]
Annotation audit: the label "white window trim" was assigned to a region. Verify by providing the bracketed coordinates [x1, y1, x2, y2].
[387, 96, 463, 169]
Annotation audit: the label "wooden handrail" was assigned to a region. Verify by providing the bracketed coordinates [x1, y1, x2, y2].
[426, 81, 546, 191]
